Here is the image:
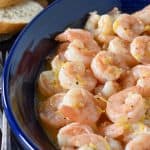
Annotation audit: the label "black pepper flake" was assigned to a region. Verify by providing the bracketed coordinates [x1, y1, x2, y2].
[76, 81, 79, 85]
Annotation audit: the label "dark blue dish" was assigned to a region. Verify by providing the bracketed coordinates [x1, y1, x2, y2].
[2, 0, 150, 149]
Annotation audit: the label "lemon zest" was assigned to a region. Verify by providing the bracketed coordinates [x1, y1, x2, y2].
[144, 25, 150, 32]
[137, 122, 145, 132]
[143, 72, 150, 78]
[102, 56, 112, 65]
[96, 106, 105, 113]
[55, 111, 65, 118]
[53, 61, 65, 78]
[113, 20, 119, 31]
[133, 53, 142, 61]
[89, 143, 97, 150]
[116, 117, 132, 131]
[133, 122, 146, 136]
[53, 69, 59, 78]
[50, 80, 59, 88]
[103, 138, 111, 150]
[139, 115, 146, 122]
[81, 47, 90, 52]
[95, 95, 107, 103]
[73, 101, 85, 109]
[109, 67, 122, 78]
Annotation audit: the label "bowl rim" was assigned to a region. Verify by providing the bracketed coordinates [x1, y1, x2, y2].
[2, 0, 62, 149]
[2, 0, 123, 149]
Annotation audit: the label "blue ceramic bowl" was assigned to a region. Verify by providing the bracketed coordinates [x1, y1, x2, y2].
[2, 0, 150, 149]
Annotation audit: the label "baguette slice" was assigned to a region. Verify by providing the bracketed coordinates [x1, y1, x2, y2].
[0, 0, 43, 34]
[0, 0, 24, 8]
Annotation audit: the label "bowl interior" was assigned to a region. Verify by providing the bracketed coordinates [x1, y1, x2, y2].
[2, 0, 149, 149]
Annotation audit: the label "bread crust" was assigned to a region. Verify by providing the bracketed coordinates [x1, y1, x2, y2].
[0, 0, 44, 34]
[0, 22, 26, 34]
[0, 0, 23, 8]
[36, 0, 48, 7]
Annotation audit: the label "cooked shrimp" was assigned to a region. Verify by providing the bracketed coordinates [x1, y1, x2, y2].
[103, 120, 149, 142]
[133, 5, 150, 25]
[124, 123, 150, 142]
[38, 70, 64, 97]
[132, 123, 150, 135]
[38, 93, 70, 128]
[79, 137, 123, 150]
[70, 134, 110, 150]
[57, 42, 69, 54]
[59, 132, 110, 150]
[130, 36, 150, 64]
[96, 14, 114, 35]
[108, 7, 121, 21]
[137, 77, 150, 97]
[132, 65, 150, 96]
[55, 28, 101, 52]
[100, 120, 149, 140]
[57, 122, 93, 147]
[51, 43, 69, 71]
[64, 40, 97, 67]
[58, 62, 97, 91]
[119, 71, 137, 89]
[144, 5, 150, 11]
[91, 51, 123, 83]
[58, 88, 101, 125]
[78, 145, 96, 150]
[106, 137, 123, 150]
[108, 37, 138, 68]
[51, 54, 66, 72]
[132, 64, 150, 79]
[106, 86, 146, 123]
[125, 133, 150, 150]
[95, 34, 116, 49]
[100, 122, 126, 138]
[85, 11, 100, 32]
[94, 14, 115, 48]
[61, 147, 75, 150]
[113, 14, 144, 41]
[94, 81, 121, 98]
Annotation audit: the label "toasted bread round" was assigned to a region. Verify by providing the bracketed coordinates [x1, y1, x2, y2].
[0, 0, 43, 34]
[0, 0, 23, 8]
[0, 22, 25, 34]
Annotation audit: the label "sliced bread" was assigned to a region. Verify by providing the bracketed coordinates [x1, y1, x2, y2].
[0, 0, 44, 34]
[0, 0, 24, 8]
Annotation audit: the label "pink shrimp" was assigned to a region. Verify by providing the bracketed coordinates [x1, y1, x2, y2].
[133, 4, 150, 25]
[58, 62, 97, 91]
[108, 37, 138, 68]
[58, 87, 101, 125]
[57, 122, 93, 147]
[106, 86, 146, 123]
[91, 51, 123, 83]
[64, 39, 97, 67]
[113, 14, 144, 41]
[125, 133, 150, 150]
[38, 93, 70, 128]
[130, 36, 150, 64]
[55, 28, 101, 52]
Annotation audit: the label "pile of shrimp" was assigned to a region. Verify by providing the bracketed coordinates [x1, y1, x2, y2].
[37, 5, 150, 150]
